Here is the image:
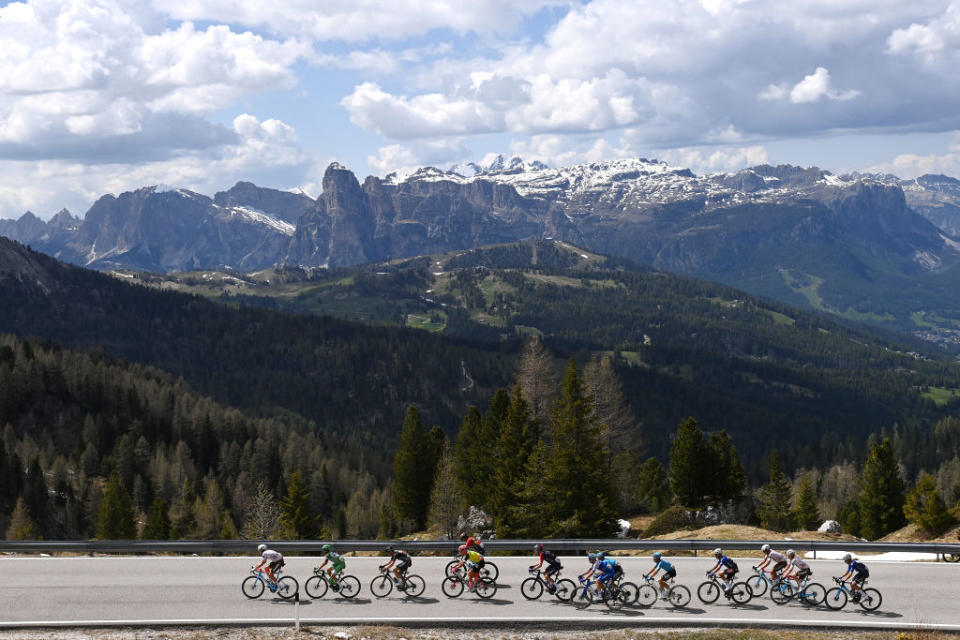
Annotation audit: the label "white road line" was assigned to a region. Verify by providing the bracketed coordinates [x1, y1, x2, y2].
[3, 617, 960, 631]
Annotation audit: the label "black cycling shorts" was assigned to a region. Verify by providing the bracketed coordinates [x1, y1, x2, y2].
[721, 568, 737, 580]
[268, 559, 285, 572]
[852, 570, 868, 585]
[545, 562, 562, 577]
[772, 560, 787, 575]
[663, 568, 677, 580]
[795, 568, 812, 581]
[397, 561, 411, 574]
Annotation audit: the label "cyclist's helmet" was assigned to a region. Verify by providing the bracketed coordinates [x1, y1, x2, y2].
[597, 552, 606, 560]
[713, 548, 722, 557]
[458, 544, 467, 555]
[652, 551, 662, 561]
[386, 545, 394, 553]
[587, 552, 597, 561]
[459, 532, 468, 541]
[534, 543, 544, 553]
[761, 543, 771, 553]
[786, 549, 796, 558]
[321, 543, 331, 553]
[257, 544, 267, 553]
[843, 553, 852, 563]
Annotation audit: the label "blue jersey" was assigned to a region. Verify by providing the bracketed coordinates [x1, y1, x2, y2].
[848, 561, 868, 574]
[603, 558, 618, 569]
[719, 555, 737, 569]
[654, 559, 674, 572]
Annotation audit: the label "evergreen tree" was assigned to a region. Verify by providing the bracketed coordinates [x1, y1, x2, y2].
[453, 406, 485, 506]
[904, 472, 954, 535]
[22, 458, 50, 537]
[759, 449, 794, 532]
[279, 470, 318, 539]
[636, 457, 672, 513]
[793, 472, 821, 530]
[668, 418, 707, 506]
[97, 471, 137, 539]
[392, 406, 435, 531]
[490, 386, 537, 532]
[505, 439, 553, 538]
[859, 438, 907, 539]
[705, 430, 746, 502]
[141, 498, 171, 540]
[169, 477, 197, 539]
[427, 442, 463, 538]
[837, 498, 861, 538]
[5, 496, 37, 540]
[543, 359, 618, 537]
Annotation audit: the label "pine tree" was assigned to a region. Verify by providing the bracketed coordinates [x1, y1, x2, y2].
[836, 498, 861, 537]
[5, 496, 37, 540]
[490, 386, 537, 532]
[392, 406, 435, 531]
[793, 472, 821, 530]
[516, 337, 558, 429]
[636, 457, 672, 513]
[427, 442, 463, 538]
[904, 472, 954, 535]
[22, 458, 50, 537]
[705, 430, 746, 502]
[97, 471, 137, 539]
[668, 418, 707, 507]
[759, 449, 794, 532]
[141, 498, 171, 540]
[505, 439, 553, 538]
[453, 406, 485, 506]
[279, 470, 318, 539]
[543, 359, 618, 537]
[859, 438, 907, 539]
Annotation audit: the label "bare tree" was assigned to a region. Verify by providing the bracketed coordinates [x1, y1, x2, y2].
[516, 337, 558, 430]
[583, 355, 641, 452]
[242, 482, 280, 540]
[428, 443, 464, 539]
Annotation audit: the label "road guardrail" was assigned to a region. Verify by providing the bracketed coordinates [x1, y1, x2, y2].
[2, 538, 959, 560]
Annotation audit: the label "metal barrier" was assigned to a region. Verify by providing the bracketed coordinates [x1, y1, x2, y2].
[2, 538, 959, 560]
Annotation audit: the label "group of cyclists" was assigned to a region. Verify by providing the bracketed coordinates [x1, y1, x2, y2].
[253, 536, 871, 604]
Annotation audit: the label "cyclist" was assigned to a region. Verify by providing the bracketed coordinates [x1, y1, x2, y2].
[579, 552, 601, 586]
[782, 549, 812, 584]
[644, 551, 677, 600]
[706, 548, 739, 598]
[315, 543, 347, 590]
[382, 545, 413, 588]
[757, 543, 788, 580]
[838, 553, 869, 602]
[530, 543, 562, 593]
[451, 543, 485, 591]
[459, 532, 484, 553]
[254, 543, 284, 590]
[595, 551, 618, 596]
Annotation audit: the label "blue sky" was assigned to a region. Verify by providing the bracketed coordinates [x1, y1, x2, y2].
[1, 0, 959, 218]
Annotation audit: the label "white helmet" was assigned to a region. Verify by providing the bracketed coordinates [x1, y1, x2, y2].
[761, 544, 771, 553]
[843, 553, 852, 563]
[257, 544, 267, 553]
[786, 549, 796, 558]
[713, 548, 722, 557]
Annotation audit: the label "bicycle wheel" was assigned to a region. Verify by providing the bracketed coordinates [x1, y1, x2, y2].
[242, 576, 264, 599]
[859, 588, 882, 611]
[338, 575, 361, 599]
[799, 583, 825, 606]
[276, 576, 298, 600]
[370, 575, 393, 598]
[476, 577, 498, 599]
[748, 574, 768, 597]
[441, 576, 464, 598]
[603, 586, 624, 611]
[573, 586, 593, 609]
[697, 580, 720, 604]
[480, 562, 499, 582]
[669, 585, 691, 608]
[520, 577, 544, 600]
[635, 583, 658, 608]
[403, 575, 426, 597]
[770, 581, 794, 605]
[619, 581, 639, 604]
[729, 582, 752, 604]
[825, 587, 847, 610]
[555, 578, 576, 601]
[304, 575, 328, 599]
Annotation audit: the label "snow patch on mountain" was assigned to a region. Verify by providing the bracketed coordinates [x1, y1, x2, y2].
[216, 205, 295, 236]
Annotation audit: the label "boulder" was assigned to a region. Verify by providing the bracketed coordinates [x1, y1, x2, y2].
[818, 520, 842, 533]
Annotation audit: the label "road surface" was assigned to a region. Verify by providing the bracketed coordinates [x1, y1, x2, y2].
[1, 555, 956, 630]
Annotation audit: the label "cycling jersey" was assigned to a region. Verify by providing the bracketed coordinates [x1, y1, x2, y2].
[789, 557, 809, 571]
[654, 559, 674, 573]
[392, 550, 411, 563]
[539, 550, 559, 565]
[603, 558, 618, 569]
[466, 550, 483, 564]
[719, 555, 737, 570]
[848, 561, 868, 574]
[766, 550, 786, 564]
[261, 550, 282, 564]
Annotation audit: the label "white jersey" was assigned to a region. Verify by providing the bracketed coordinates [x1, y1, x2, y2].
[767, 550, 786, 563]
[789, 556, 809, 571]
[261, 549, 283, 563]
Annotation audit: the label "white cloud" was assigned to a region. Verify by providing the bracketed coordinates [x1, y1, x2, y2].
[787, 67, 860, 104]
[887, 2, 960, 61]
[658, 145, 770, 174]
[864, 133, 960, 178]
[367, 138, 471, 175]
[151, 0, 559, 42]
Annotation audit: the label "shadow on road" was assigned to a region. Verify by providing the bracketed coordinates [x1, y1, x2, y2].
[398, 597, 441, 605]
[328, 598, 372, 605]
[470, 598, 512, 605]
[858, 610, 902, 619]
[659, 606, 707, 614]
[598, 608, 644, 617]
[729, 603, 768, 611]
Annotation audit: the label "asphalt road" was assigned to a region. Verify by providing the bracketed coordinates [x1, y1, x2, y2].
[1, 555, 957, 630]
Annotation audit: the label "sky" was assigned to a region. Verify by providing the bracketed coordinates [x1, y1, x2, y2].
[1, 0, 959, 219]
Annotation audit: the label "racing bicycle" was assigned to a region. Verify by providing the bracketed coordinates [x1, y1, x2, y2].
[370, 565, 426, 598]
[242, 567, 298, 600]
[304, 567, 361, 599]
